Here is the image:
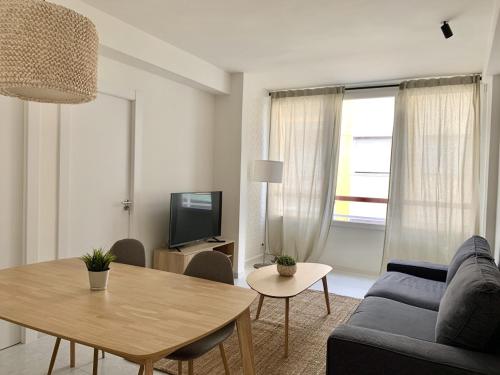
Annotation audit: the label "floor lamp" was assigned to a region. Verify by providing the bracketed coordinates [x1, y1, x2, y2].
[252, 160, 284, 269]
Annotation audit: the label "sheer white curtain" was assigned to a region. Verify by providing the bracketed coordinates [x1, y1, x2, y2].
[267, 87, 344, 262]
[383, 76, 481, 267]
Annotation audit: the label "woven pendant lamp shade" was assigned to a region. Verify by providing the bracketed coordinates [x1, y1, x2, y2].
[0, 0, 98, 104]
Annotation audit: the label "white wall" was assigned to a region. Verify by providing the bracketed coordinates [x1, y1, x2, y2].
[0, 0, 224, 272]
[319, 223, 385, 275]
[98, 57, 216, 266]
[0, 97, 24, 348]
[235, 67, 500, 274]
[38, 104, 59, 262]
[214, 73, 244, 274]
[12, 55, 217, 268]
[238, 75, 273, 267]
[478, 76, 500, 256]
[0, 97, 24, 269]
[235, 72, 387, 274]
[489, 75, 500, 262]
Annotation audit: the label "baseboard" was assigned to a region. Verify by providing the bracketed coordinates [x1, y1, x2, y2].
[245, 253, 264, 269]
[332, 265, 379, 278]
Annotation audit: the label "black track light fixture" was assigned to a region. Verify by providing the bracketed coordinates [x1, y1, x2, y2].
[441, 21, 453, 39]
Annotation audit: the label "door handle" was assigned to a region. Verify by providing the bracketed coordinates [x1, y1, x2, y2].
[121, 199, 132, 211]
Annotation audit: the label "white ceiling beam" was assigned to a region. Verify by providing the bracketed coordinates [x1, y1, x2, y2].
[50, 0, 231, 94]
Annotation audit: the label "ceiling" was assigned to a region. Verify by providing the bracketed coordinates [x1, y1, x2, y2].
[84, 0, 494, 81]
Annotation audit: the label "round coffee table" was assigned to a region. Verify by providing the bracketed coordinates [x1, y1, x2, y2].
[246, 262, 332, 357]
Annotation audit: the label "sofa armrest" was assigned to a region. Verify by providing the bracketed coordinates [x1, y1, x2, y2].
[328, 325, 500, 375]
[387, 259, 448, 282]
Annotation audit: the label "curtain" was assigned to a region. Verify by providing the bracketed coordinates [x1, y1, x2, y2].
[383, 75, 481, 267]
[267, 87, 344, 262]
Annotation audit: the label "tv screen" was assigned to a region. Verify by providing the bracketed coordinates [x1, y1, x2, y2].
[169, 191, 222, 247]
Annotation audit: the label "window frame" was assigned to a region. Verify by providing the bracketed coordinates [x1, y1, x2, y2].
[333, 86, 398, 228]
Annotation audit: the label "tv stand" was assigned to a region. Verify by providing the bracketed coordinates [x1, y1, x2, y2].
[207, 237, 226, 243]
[174, 247, 182, 252]
[153, 239, 235, 274]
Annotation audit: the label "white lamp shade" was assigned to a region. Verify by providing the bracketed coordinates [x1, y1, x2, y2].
[252, 160, 283, 183]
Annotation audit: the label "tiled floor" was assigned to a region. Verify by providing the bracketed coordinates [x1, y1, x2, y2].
[0, 269, 376, 375]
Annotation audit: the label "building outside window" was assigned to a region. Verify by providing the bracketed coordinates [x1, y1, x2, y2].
[334, 93, 396, 225]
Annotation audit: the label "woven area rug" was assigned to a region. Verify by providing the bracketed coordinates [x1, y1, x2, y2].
[154, 289, 360, 375]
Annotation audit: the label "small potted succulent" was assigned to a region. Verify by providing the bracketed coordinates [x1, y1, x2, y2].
[276, 255, 297, 277]
[81, 248, 116, 291]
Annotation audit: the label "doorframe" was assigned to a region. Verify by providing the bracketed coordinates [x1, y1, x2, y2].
[21, 102, 41, 344]
[57, 83, 143, 258]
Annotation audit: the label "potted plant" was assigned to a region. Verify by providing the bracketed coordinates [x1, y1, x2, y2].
[276, 255, 297, 277]
[81, 248, 116, 291]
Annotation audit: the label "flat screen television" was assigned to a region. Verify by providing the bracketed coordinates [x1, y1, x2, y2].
[169, 191, 222, 247]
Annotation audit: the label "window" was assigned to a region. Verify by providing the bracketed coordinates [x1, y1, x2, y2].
[334, 94, 395, 225]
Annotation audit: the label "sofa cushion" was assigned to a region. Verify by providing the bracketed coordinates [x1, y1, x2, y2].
[446, 236, 491, 285]
[348, 296, 438, 342]
[365, 272, 446, 311]
[436, 256, 500, 351]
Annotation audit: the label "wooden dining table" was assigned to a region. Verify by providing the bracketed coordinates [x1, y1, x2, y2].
[0, 258, 257, 374]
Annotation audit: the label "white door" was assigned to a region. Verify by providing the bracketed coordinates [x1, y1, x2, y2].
[66, 93, 132, 256]
[0, 97, 23, 349]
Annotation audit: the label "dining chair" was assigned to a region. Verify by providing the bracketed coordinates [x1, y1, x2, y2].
[47, 238, 146, 375]
[109, 238, 146, 267]
[138, 250, 234, 375]
[93, 238, 147, 372]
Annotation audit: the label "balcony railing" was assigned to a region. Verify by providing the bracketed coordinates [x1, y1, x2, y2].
[335, 195, 388, 204]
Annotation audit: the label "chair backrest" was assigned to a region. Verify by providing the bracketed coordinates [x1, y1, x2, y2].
[110, 238, 146, 267]
[184, 251, 234, 285]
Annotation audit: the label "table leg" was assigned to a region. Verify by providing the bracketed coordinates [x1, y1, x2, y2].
[285, 298, 289, 358]
[256, 294, 264, 320]
[70, 341, 75, 368]
[322, 276, 331, 315]
[144, 359, 154, 375]
[236, 308, 256, 375]
[47, 337, 61, 375]
[92, 349, 98, 375]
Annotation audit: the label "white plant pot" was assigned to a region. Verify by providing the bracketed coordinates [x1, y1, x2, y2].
[88, 270, 109, 291]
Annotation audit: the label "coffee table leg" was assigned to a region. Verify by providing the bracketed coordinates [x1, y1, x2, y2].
[144, 359, 154, 375]
[256, 294, 264, 320]
[322, 276, 331, 315]
[285, 297, 289, 358]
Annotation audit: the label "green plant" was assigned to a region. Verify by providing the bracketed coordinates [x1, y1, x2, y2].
[276, 255, 296, 266]
[80, 248, 116, 272]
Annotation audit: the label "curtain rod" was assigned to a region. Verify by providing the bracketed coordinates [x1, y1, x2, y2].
[267, 74, 482, 96]
[267, 84, 397, 96]
[345, 84, 399, 91]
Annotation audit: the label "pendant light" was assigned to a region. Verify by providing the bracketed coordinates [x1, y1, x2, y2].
[0, 0, 98, 104]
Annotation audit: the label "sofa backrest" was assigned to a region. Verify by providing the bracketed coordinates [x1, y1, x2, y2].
[446, 236, 491, 286]
[436, 255, 500, 352]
